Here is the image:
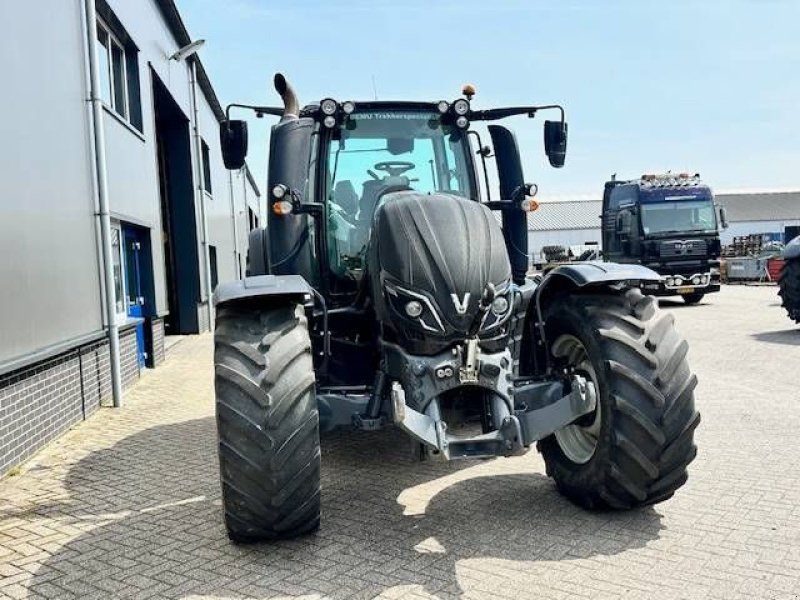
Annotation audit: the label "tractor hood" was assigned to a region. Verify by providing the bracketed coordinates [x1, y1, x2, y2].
[370, 191, 512, 354]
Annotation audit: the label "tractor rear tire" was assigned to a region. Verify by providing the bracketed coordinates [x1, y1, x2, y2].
[538, 288, 700, 509]
[214, 302, 320, 542]
[778, 258, 800, 323]
[682, 292, 704, 305]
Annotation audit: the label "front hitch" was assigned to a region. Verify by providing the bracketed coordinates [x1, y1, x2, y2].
[391, 373, 597, 460]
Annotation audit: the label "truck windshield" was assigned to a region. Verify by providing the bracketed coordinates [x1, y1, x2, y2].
[640, 200, 717, 236]
[325, 109, 474, 280]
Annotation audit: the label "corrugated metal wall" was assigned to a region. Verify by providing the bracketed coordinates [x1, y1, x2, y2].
[0, 0, 261, 367]
[0, 2, 103, 364]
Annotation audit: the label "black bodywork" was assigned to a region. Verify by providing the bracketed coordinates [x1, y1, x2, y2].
[371, 192, 512, 355]
[601, 178, 723, 298]
[214, 74, 660, 460]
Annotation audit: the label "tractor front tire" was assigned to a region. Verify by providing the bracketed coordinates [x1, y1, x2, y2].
[539, 288, 700, 509]
[214, 302, 321, 542]
[778, 258, 800, 323]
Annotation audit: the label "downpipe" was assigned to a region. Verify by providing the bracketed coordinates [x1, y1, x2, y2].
[190, 59, 215, 330]
[82, 0, 123, 407]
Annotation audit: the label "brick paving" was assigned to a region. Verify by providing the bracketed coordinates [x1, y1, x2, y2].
[1, 285, 799, 599]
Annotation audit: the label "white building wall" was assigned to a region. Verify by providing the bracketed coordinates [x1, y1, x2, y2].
[0, 0, 258, 365]
[0, 0, 103, 364]
[95, 0, 258, 309]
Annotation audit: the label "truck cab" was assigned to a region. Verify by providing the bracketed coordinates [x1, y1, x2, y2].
[602, 173, 726, 303]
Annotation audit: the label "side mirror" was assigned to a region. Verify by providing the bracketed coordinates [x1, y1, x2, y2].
[544, 120, 568, 168]
[718, 205, 729, 230]
[220, 120, 248, 170]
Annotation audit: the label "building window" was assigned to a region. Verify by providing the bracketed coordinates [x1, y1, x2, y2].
[96, 16, 143, 131]
[209, 245, 218, 291]
[201, 139, 213, 194]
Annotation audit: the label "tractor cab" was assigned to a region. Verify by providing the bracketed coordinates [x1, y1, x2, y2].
[322, 103, 478, 287]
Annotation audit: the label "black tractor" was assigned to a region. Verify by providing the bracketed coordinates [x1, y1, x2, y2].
[213, 74, 700, 542]
[779, 235, 800, 323]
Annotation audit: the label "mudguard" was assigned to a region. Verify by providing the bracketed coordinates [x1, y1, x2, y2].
[213, 274, 312, 308]
[543, 261, 661, 287]
[785, 236, 800, 260]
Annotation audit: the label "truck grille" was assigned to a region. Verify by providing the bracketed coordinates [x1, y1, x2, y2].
[660, 239, 707, 258]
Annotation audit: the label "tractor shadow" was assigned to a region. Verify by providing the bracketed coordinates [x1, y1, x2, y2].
[751, 328, 800, 346]
[27, 418, 664, 599]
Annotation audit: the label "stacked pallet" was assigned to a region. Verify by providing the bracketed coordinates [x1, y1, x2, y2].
[722, 234, 768, 258]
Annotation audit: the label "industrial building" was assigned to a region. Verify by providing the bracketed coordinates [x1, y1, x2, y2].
[0, 0, 262, 475]
[527, 191, 800, 264]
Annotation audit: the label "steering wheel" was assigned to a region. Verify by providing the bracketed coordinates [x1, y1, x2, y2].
[373, 161, 415, 177]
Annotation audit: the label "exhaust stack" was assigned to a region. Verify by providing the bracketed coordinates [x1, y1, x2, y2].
[274, 73, 299, 120]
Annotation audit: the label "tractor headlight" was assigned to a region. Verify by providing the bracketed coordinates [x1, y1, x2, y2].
[455, 115, 470, 129]
[491, 296, 509, 315]
[323, 115, 337, 128]
[480, 284, 514, 332]
[320, 98, 337, 116]
[453, 98, 470, 116]
[437, 100, 450, 114]
[341, 101, 356, 115]
[272, 184, 288, 199]
[384, 282, 445, 334]
[405, 301, 423, 318]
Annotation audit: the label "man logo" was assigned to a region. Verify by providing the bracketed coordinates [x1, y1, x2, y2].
[451, 293, 471, 315]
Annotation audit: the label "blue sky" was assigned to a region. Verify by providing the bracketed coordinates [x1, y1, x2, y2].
[178, 0, 800, 198]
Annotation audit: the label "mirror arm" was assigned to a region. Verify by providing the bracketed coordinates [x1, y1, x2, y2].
[225, 103, 284, 120]
[283, 191, 331, 296]
[471, 104, 565, 123]
[484, 184, 535, 211]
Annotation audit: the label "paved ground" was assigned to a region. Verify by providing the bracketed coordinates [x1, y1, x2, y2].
[1, 285, 799, 600]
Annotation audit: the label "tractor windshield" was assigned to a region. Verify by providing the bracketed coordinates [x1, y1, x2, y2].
[325, 109, 475, 281]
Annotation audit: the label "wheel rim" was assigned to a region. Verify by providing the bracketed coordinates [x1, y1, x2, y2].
[551, 334, 601, 464]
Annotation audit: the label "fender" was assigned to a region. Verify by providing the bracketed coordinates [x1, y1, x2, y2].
[213, 274, 312, 308]
[542, 261, 661, 287]
[785, 235, 800, 260]
[522, 262, 661, 377]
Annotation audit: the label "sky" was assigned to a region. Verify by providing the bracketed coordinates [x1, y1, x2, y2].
[177, 0, 800, 199]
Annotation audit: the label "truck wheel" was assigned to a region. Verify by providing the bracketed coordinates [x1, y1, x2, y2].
[778, 258, 800, 323]
[538, 288, 700, 509]
[214, 302, 320, 542]
[682, 292, 704, 305]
